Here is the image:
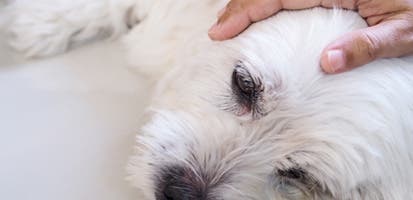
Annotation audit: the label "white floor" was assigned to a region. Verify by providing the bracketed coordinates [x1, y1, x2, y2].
[0, 25, 147, 200]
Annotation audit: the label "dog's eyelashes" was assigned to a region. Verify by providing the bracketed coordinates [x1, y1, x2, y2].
[231, 63, 263, 117]
[277, 168, 306, 180]
[234, 67, 255, 95]
[275, 167, 327, 198]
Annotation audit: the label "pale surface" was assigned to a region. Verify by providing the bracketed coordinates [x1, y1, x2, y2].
[0, 29, 147, 200]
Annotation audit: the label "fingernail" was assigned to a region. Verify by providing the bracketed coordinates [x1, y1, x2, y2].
[209, 14, 225, 35]
[327, 50, 346, 72]
[208, 22, 220, 35]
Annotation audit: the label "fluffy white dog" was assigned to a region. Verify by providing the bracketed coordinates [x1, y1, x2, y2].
[5, 0, 413, 199]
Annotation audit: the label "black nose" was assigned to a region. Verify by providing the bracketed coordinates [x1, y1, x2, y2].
[156, 165, 207, 200]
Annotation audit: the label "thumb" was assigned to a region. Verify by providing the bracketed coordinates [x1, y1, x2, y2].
[320, 21, 413, 73]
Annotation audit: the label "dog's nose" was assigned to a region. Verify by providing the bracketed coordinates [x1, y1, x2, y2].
[156, 165, 207, 200]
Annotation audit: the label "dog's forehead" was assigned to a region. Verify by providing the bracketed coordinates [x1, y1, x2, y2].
[152, 9, 367, 112]
[214, 8, 366, 79]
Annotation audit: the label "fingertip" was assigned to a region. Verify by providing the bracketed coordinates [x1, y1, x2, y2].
[320, 49, 347, 74]
[320, 51, 334, 73]
[209, 8, 230, 40]
[208, 5, 253, 41]
[208, 18, 233, 41]
[208, 23, 223, 41]
[208, 19, 250, 41]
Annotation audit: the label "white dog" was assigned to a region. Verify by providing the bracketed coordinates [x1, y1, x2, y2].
[5, 0, 413, 199]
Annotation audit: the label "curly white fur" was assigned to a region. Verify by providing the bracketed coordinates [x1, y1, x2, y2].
[5, 0, 413, 199]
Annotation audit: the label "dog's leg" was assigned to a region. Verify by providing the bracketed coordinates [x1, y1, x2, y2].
[5, 0, 153, 57]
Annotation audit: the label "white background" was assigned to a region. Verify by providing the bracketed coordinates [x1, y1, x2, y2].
[0, 4, 147, 199]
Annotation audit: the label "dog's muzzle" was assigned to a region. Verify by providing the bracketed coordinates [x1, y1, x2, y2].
[155, 165, 208, 200]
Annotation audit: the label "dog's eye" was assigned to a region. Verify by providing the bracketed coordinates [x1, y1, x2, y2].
[276, 167, 324, 198]
[234, 67, 255, 95]
[231, 63, 263, 116]
[277, 168, 306, 180]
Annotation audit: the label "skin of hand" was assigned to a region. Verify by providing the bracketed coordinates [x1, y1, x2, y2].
[208, 0, 413, 74]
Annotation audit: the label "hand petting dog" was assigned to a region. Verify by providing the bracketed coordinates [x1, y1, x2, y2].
[209, 0, 413, 74]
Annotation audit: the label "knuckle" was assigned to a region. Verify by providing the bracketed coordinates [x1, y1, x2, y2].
[344, 0, 357, 9]
[358, 32, 380, 60]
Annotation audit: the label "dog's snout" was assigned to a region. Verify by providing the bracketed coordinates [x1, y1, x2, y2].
[156, 165, 207, 200]
[162, 184, 182, 200]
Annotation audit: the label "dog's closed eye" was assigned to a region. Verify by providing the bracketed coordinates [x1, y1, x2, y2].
[275, 167, 330, 199]
[230, 62, 265, 119]
[233, 65, 256, 101]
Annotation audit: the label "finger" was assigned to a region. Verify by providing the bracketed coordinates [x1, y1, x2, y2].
[320, 20, 413, 73]
[209, 0, 283, 41]
[319, 0, 356, 10]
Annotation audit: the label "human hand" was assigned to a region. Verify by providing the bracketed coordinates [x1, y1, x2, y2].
[208, 0, 413, 73]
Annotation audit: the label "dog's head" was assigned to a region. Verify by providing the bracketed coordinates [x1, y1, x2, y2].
[128, 8, 411, 200]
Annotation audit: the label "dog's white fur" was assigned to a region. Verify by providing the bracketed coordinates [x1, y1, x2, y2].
[5, 0, 413, 199]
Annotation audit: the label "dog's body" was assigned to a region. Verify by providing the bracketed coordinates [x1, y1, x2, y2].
[5, 0, 413, 199]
